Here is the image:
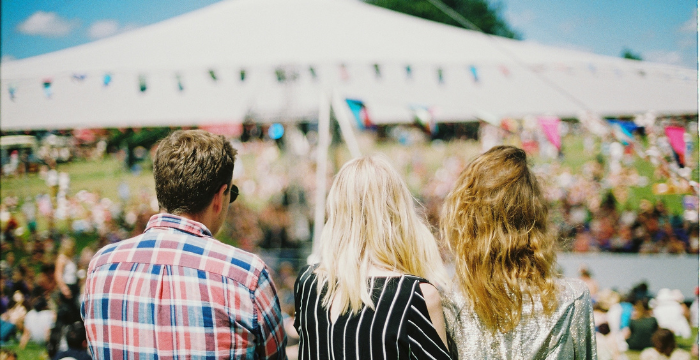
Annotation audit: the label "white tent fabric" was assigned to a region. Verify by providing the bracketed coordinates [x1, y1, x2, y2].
[1, 0, 697, 130]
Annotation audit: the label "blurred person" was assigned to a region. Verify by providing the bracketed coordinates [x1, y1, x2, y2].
[53, 321, 91, 360]
[596, 323, 628, 360]
[652, 288, 691, 339]
[1, 290, 28, 344]
[82, 130, 287, 359]
[1, 291, 28, 334]
[295, 155, 452, 360]
[19, 297, 54, 349]
[640, 328, 691, 360]
[625, 298, 659, 351]
[54, 237, 80, 326]
[689, 287, 698, 328]
[0, 349, 16, 360]
[579, 265, 600, 300]
[440, 146, 596, 359]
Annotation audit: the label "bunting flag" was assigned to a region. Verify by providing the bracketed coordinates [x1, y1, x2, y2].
[437, 68, 444, 84]
[8, 85, 16, 101]
[72, 74, 87, 81]
[309, 66, 317, 80]
[103, 73, 112, 86]
[607, 119, 638, 146]
[138, 75, 147, 92]
[411, 105, 437, 135]
[42, 79, 52, 98]
[537, 116, 561, 150]
[665, 126, 686, 167]
[176, 74, 184, 91]
[469, 65, 479, 83]
[275, 68, 286, 82]
[240, 69, 246, 82]
[339, 64, 349, 81]
[373, 64, 381, 78]
[405, 65, 413, 79]
[345, 98, 373, 129]
[209, 70, 218, 81]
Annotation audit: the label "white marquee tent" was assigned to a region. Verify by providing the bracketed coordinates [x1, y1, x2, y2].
[1, 0, 697, 130]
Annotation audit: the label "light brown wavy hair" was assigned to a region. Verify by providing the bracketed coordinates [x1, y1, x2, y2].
[440, 145, 558, 333]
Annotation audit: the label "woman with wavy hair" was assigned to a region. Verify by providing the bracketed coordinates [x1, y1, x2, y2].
[440, 145, 596, 359]
[294, 155, 452, 360]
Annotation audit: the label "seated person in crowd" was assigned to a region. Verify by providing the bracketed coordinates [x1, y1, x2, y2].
[53, 321, 91, 360]
[19, 298, 55, 349]
[640, 328, 691, 360]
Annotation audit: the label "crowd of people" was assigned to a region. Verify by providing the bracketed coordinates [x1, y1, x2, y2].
[0, 125, 698, 359]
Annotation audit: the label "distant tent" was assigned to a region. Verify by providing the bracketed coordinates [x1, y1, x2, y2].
[1, 0, 696, 130]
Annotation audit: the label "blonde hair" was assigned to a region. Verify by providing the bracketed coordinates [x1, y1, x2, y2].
[440, 146, 558, 333]
[315, 155, 448, 315]
[58, 237, 76, 257]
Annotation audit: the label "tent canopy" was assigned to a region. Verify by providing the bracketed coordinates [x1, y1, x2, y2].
[1, 0, 697, 130]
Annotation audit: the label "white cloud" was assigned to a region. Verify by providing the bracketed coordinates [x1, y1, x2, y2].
[679, 9, 697, 33]
[87, 20, 140, 40]
[17, 11, 78, 37]
[88, 20, 120, 39]
[644, 50, 683, 66]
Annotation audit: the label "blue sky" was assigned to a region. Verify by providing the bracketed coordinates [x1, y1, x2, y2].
[2, 0, 697, 69]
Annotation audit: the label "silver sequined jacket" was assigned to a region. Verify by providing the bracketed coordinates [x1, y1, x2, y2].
[442, 277, 597, 360]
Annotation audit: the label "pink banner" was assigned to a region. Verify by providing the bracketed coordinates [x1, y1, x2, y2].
[538, 116, 561, 150]
[199, 123, 243, 137]
[665, 126, 686, 166]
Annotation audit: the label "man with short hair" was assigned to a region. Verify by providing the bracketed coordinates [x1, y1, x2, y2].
[82, 130, 287, 359]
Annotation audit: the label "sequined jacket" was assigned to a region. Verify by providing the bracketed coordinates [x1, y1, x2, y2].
[442, 277, 597, 360]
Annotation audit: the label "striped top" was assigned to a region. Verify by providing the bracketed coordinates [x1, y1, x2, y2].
[294, 265, 452, 360]
[81, 214, 287, 360]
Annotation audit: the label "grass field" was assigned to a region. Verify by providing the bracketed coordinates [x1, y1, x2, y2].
[2, 328, 698, 359]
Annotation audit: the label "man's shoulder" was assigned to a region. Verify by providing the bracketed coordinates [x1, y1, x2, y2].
[88, 230, 270, 289]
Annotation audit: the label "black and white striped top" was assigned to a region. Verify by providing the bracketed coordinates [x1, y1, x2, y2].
[294, 265, 452, 360]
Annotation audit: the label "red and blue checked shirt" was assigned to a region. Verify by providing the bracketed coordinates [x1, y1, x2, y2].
[81, 214, 287, 360]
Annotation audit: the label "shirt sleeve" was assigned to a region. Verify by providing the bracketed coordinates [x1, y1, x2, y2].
[254, 266, 288, 360]
[293, 265, 312, 332]
[572, 285, 597, 360]
[406, 280, 452, 360]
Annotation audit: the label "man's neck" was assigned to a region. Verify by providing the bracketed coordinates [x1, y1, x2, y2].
[172, 210, 217, 235]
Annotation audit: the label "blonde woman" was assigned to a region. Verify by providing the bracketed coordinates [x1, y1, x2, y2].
[440, 146, 596, 359]
[294, 155, 452, 360]
[54, 237, 80, 325]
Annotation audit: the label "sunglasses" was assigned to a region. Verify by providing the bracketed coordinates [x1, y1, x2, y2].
[228, 184, 239, 203]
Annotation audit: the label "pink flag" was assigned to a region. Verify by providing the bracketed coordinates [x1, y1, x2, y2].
[665, 126, 686, 166]
[538, 116, 561, 150]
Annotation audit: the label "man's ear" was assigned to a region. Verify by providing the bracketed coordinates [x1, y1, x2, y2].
[212, 184, 228, 213]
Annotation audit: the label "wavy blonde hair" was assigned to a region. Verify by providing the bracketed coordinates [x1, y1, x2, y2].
[440, 146, 558, 333]
[315, 155, 449, 315]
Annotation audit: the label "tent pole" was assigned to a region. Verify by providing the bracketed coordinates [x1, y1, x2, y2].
[309, 91, 331, 264]
[331, 91, 362, 159]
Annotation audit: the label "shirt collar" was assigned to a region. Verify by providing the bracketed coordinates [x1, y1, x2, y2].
[145, 213, 213, 237]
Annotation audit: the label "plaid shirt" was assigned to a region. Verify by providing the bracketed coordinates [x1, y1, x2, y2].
[82, 214, 287, 360]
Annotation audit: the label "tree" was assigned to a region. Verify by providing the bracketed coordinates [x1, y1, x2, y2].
[621, 48, 643, 61]
[364, 0, 520, 39]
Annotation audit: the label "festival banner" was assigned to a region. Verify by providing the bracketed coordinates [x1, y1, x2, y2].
[410, 105, 437, 135]
[537, 116, 561, 150]
[665, 126, 686, 167]
[345, 99, 373, 129]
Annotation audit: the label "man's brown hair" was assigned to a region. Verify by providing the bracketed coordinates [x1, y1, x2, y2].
[153, 130, 237, 215]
